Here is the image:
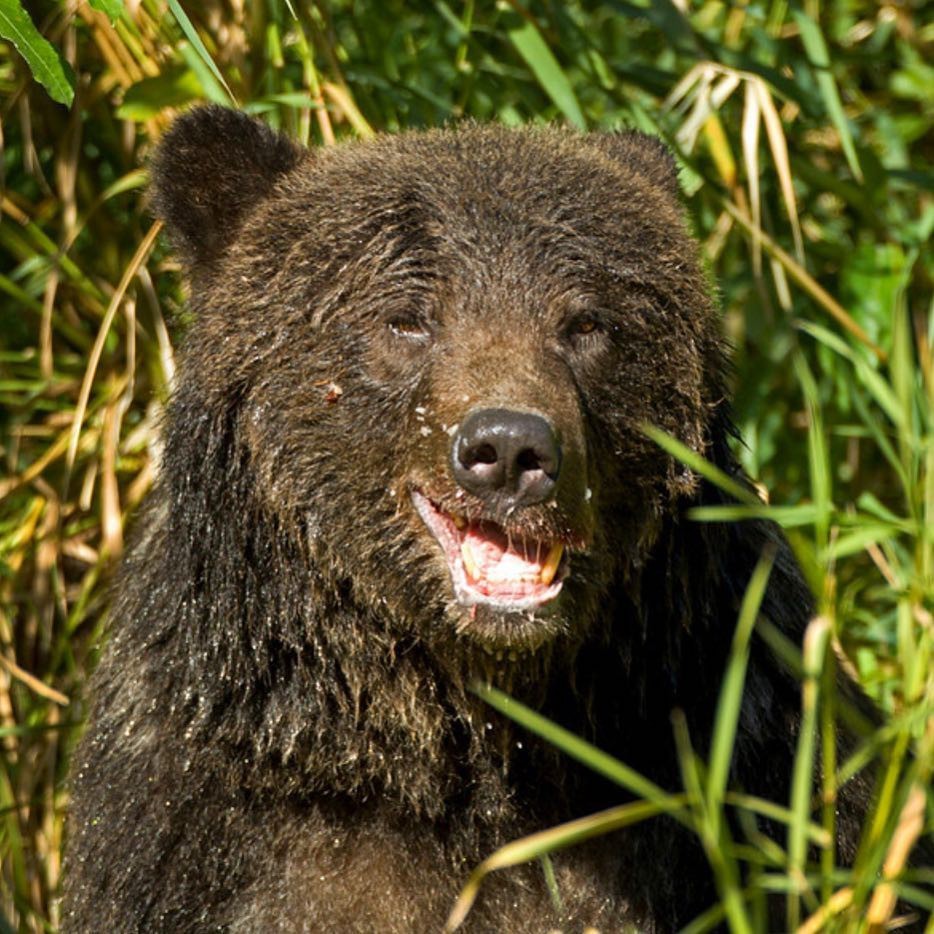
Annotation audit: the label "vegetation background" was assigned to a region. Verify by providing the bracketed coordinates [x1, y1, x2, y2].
[0, 0, 931, 931]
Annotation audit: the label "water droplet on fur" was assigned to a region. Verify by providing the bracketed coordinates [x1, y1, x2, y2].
[485, 722, 493, 731]
[419, 426, 432, 436]
[585, 487, 592, 501]
[415, 405, 427, 415]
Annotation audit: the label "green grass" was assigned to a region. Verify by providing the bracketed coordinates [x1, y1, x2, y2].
[1, 1, 932, 930]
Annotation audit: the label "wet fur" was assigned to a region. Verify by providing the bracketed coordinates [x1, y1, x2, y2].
[65, 109, 888, 931]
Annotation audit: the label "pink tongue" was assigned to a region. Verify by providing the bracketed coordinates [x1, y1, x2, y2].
[464, 524, 545, 582]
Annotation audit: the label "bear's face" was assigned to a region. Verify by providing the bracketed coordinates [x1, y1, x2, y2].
[154, 108, 721, 652]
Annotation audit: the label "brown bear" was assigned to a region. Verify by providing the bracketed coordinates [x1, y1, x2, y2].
[64, 106, 875, 932]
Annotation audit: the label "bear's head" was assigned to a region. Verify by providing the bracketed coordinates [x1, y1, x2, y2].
[152, 106, 725, 655]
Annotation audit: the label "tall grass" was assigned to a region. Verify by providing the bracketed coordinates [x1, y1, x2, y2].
[0, 1, 931, 930]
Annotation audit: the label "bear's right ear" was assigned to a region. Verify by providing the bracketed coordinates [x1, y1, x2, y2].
[587, 131, 681, 198]
[150, 105, 304, 267]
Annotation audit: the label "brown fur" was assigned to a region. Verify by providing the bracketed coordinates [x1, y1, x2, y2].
[64, 107, 882, 932]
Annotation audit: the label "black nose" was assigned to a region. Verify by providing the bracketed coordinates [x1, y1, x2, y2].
[452, 408, 561, 506]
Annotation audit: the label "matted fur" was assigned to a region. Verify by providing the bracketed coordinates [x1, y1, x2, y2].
[64, 108, 874, 932]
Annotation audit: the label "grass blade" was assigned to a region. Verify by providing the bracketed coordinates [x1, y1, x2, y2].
[792, 11, 863, 183]
[793, 353, 832, 554]
[506, 11, 585, 129]
[66, 221, 162, 470]
[742, 80, 762, 275]
[707, 551, 775, 812]
[165, 0, 236, 105]
[642, 424, 758, 504]
[445, 798, 678, 931]
[786, 615, 832, 930]
[472, 682, 684, 815]
[672, 711, 753, 934]
[754, 78, 804, 262]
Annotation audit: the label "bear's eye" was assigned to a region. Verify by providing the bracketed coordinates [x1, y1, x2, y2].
[563, 315, 605, 348]
[388, 316, 431, 342]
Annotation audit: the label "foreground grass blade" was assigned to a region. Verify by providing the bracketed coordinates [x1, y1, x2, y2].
[444, 798, 679, 931]
[864, 783, 928, 929]
[472, 682, 685, 817]
[787, 615, 832, 930]
[642, 425, 758, 504]
[706, 551, 775, 812]
[673, 712, 752, 934]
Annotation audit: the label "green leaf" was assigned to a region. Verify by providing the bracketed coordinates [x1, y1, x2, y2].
[117, 67, 204, 121]
[88, 0, 124, 24]
[798, 320, 907, 430]
[0, 0, 74, 105]
[840, 243, 910, 349]
[507, 14, 585, 129]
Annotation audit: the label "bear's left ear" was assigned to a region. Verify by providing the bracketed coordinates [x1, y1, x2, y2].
[150, 104, 305, 268]
[587, 130, 680, 198]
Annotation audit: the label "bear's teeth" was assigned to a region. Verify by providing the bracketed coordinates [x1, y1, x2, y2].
[452, 514, 466, 530]
[461, 541, 481, 581]
[540, 544, 564, 585]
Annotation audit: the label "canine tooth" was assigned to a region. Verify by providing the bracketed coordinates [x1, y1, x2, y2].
[540, 543, 564, 585]
[461, 541, 481, 581]
[452, 514, 466, 530]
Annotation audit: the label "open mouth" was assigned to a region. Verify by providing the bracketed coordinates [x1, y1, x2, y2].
[411, 490, 568, 611]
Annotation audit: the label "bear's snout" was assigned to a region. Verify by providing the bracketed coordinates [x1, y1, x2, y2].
[451, 408, 560, 508]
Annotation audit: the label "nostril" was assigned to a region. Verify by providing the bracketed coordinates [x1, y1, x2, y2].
[463, 443, 498, 467]
[516, 448, 542, 472]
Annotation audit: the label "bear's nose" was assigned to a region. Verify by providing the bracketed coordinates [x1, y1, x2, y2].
[452, 408, 561, 506]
